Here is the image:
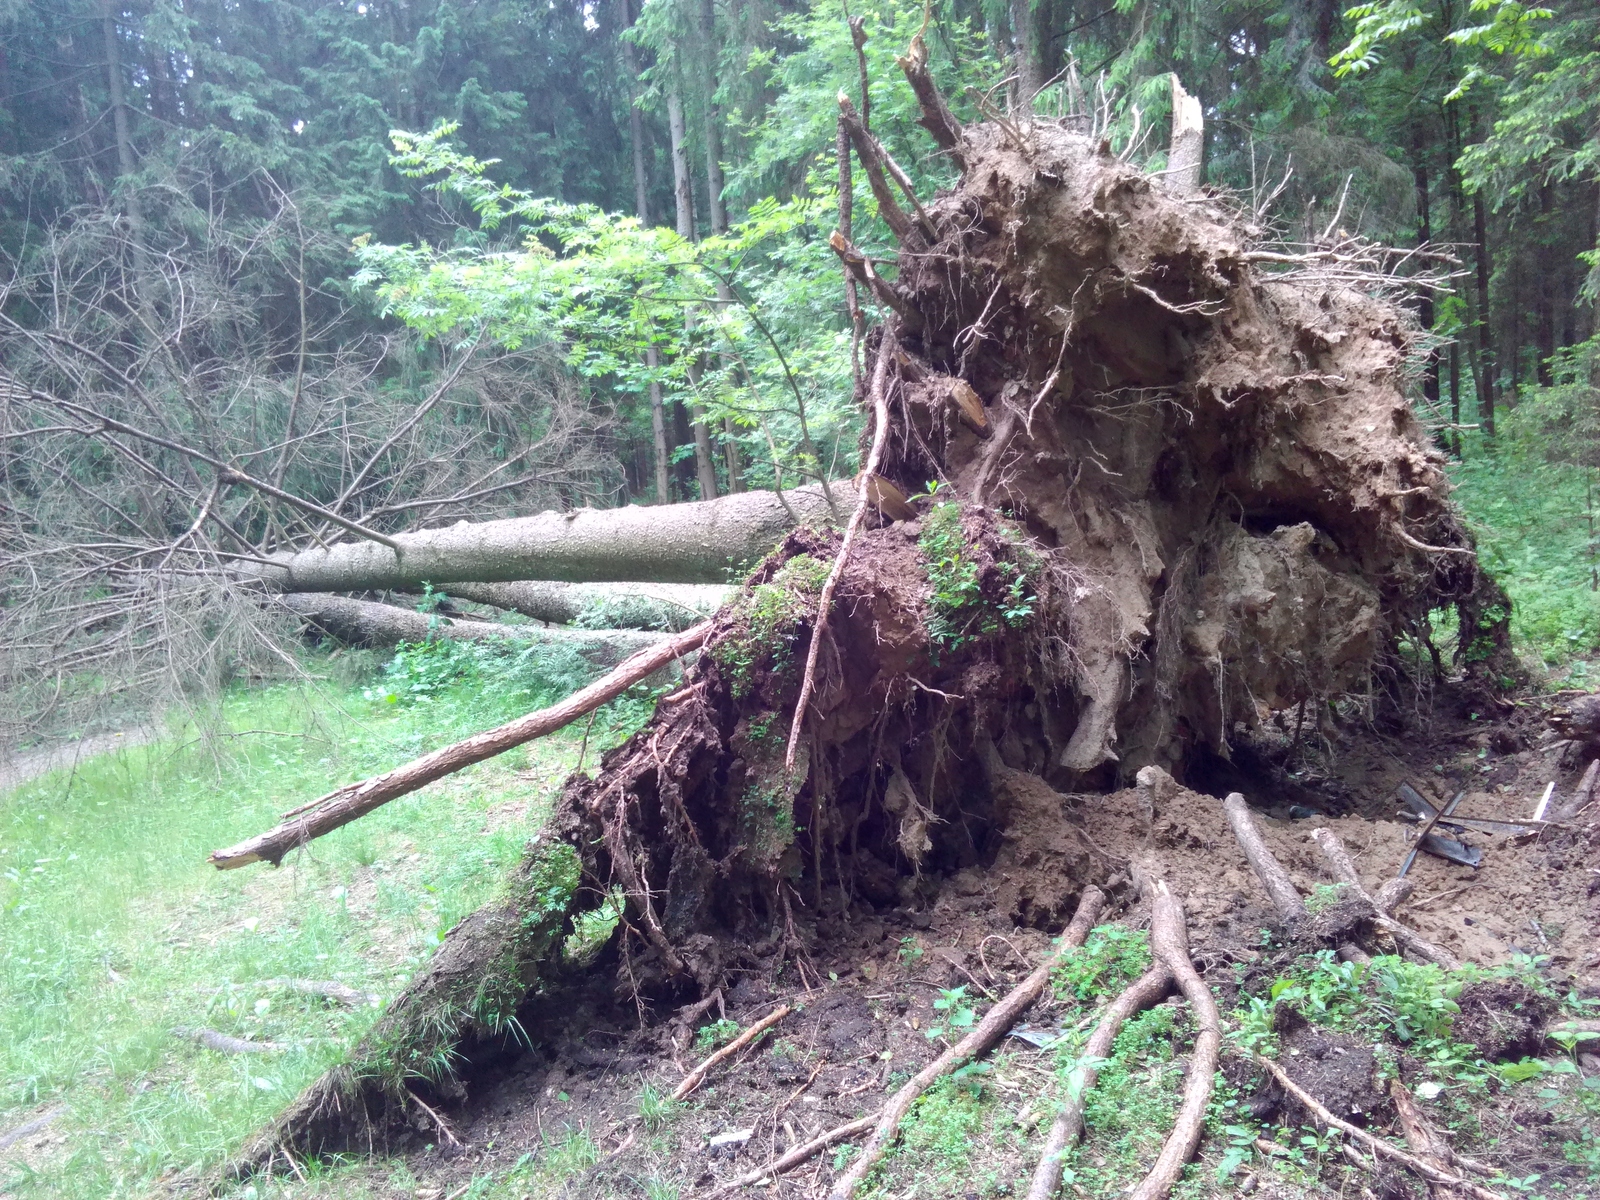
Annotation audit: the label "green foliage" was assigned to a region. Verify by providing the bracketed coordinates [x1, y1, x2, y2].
[1054, 925, 1153, 1002]
[695, 1018, 741, 1051]
[1449, 408, 1600, 669]
[917, 497, 1037, 650]
[714, 554, 832, 697]
[925, 986, 979, 1041]
[636, 1082, 680, 1132]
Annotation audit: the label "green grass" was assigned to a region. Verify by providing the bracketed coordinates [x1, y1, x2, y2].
[0, 643, 655, 1199]
[1450, 431, 1600, 675]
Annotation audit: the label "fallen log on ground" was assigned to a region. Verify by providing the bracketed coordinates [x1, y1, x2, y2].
[413, 580, 730, 630]
[236, 483, 851, 593]
[1127, 876, 1222, 1200]
[1024, 963, 1173, 1200]
[825, 887, 1105, 1200]
[207, 622, 708, 869]
[177, 1028, 296, 1054]
[217, 36, 1516, 1181]
[279, 593, 670, 659]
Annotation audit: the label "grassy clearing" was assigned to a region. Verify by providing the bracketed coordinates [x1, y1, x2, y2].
[1449, 431, 1600, 679]
[0, 640, 656, 1199]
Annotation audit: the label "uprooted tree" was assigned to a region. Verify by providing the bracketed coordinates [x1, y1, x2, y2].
[220, 43, 1514, 1179]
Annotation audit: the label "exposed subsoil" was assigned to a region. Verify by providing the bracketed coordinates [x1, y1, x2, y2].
[353, 686, 1598, 1199]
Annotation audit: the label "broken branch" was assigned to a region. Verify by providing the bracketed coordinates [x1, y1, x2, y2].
[896, 32, 963, 160]
[672, 1004, 791, 1101]
[208, 622, 709, 868]
[825, 886, 1106, 1200]
[1309, 827, 1460, 969]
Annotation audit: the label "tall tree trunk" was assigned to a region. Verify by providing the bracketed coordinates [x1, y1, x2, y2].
[1472, 192, 1497, 436]
[1411, 132, 1441, 424]
[1536, 185, 1556, 387]
[667, 68, 720, 501]
[619, 0, 671, 504]
[1008, 0, 1044, 110]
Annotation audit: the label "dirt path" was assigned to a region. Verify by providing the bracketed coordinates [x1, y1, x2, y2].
[0, 726, 157, 793]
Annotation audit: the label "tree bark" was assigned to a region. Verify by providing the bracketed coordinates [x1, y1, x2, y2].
[1473, 191, 1497, 435]
[666, 70, 720, 501]
[277, 593, 671, 659]
[617, 1, 673, 505]
[234, 482, 851, 592]
[1166, 75, 1204, 195]
[209, 623, 710, 869]
[419, 579, 729, 629]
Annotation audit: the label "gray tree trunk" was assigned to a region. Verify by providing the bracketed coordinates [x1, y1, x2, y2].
[278, 594, 669, 661]
[419, 580, 729, 630]
[236, 482, 850, 593]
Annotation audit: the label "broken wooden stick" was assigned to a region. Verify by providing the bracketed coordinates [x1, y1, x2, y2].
[1127, 878, 1222, 1200]
[825, 886, 1107, 1200]
[1220, 792, 1305, 923]
[1024, 964, 1173, 1200]
[1309, 828, 1461, 970]
[1553, 758, 1600, 822]
[1255, 1056, 1506, 1200]
[208, 622, 709, 869]
[1390, 1077, 1481, 1196]
[708, 1114, 878, 1197]
[672, 1004, 791, 1101]
[785, 327, 895, 774]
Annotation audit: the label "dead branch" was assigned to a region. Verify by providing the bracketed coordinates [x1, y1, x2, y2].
[1553, 758, 1600, 821]
[672, 1005, 792, 1101]
[825, 886, 1107, 1200]
[208, 622, 709, 868]
[1220, 792, 1305, 923]
[1025, 965, 1173, 1200]
[1255, 1057, 1507, 1200]
[1127, 878, 1222, 1200]
[177, 1027, 296, 1054]
[837, 95, 923, 249]
[708, 1115, 878, 1197]
[828, 231, 921, 327]
[784, 327, 896, 773]
[0, 1106, 64, 1152]
[895, 32, 963, 161]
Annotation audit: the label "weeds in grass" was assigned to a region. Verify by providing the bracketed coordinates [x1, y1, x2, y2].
[1053, 924, 1152, 1002]
[0, 647, 607, 1200]
[637, 1083, 679, 1131]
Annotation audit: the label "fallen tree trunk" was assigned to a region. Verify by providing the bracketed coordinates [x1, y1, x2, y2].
[237, 483, 850, 592]
[220, 39, 1514, 1181]
[279, 593, 670, 660]
[208, 622, 708, 869]
[411, 579, 729, 630]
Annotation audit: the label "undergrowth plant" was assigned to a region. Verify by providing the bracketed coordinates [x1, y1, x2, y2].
[916, 490, 1037, 650]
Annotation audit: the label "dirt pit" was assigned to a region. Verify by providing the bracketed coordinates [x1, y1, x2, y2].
[300, 689, 1598, 1200]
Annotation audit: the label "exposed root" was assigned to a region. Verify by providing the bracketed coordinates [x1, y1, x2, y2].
[671, 1005, 791, 1102]
[1254, 1056, 1508, 1200]
[1126, 877, 1222, 1200]
[1309, 827, 1461, 968]
[825, 886, 1106, 1200]
[1024, 964, 1173, 1200]
[1220, 792, 1306, 924]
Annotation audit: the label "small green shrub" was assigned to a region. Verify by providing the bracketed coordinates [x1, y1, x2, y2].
[917, 494, 1036, 649]
[695, 1017, 741, 1050]
[1054, 925, 1152, 1002]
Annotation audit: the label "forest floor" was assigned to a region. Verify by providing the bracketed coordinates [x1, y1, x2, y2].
[3, 448, 1600, 1200]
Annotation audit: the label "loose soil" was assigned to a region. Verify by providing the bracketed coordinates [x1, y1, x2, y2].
[234, 684, 1598, 1200]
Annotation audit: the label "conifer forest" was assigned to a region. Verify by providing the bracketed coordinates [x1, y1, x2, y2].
[2, 0, 1600, 1197]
